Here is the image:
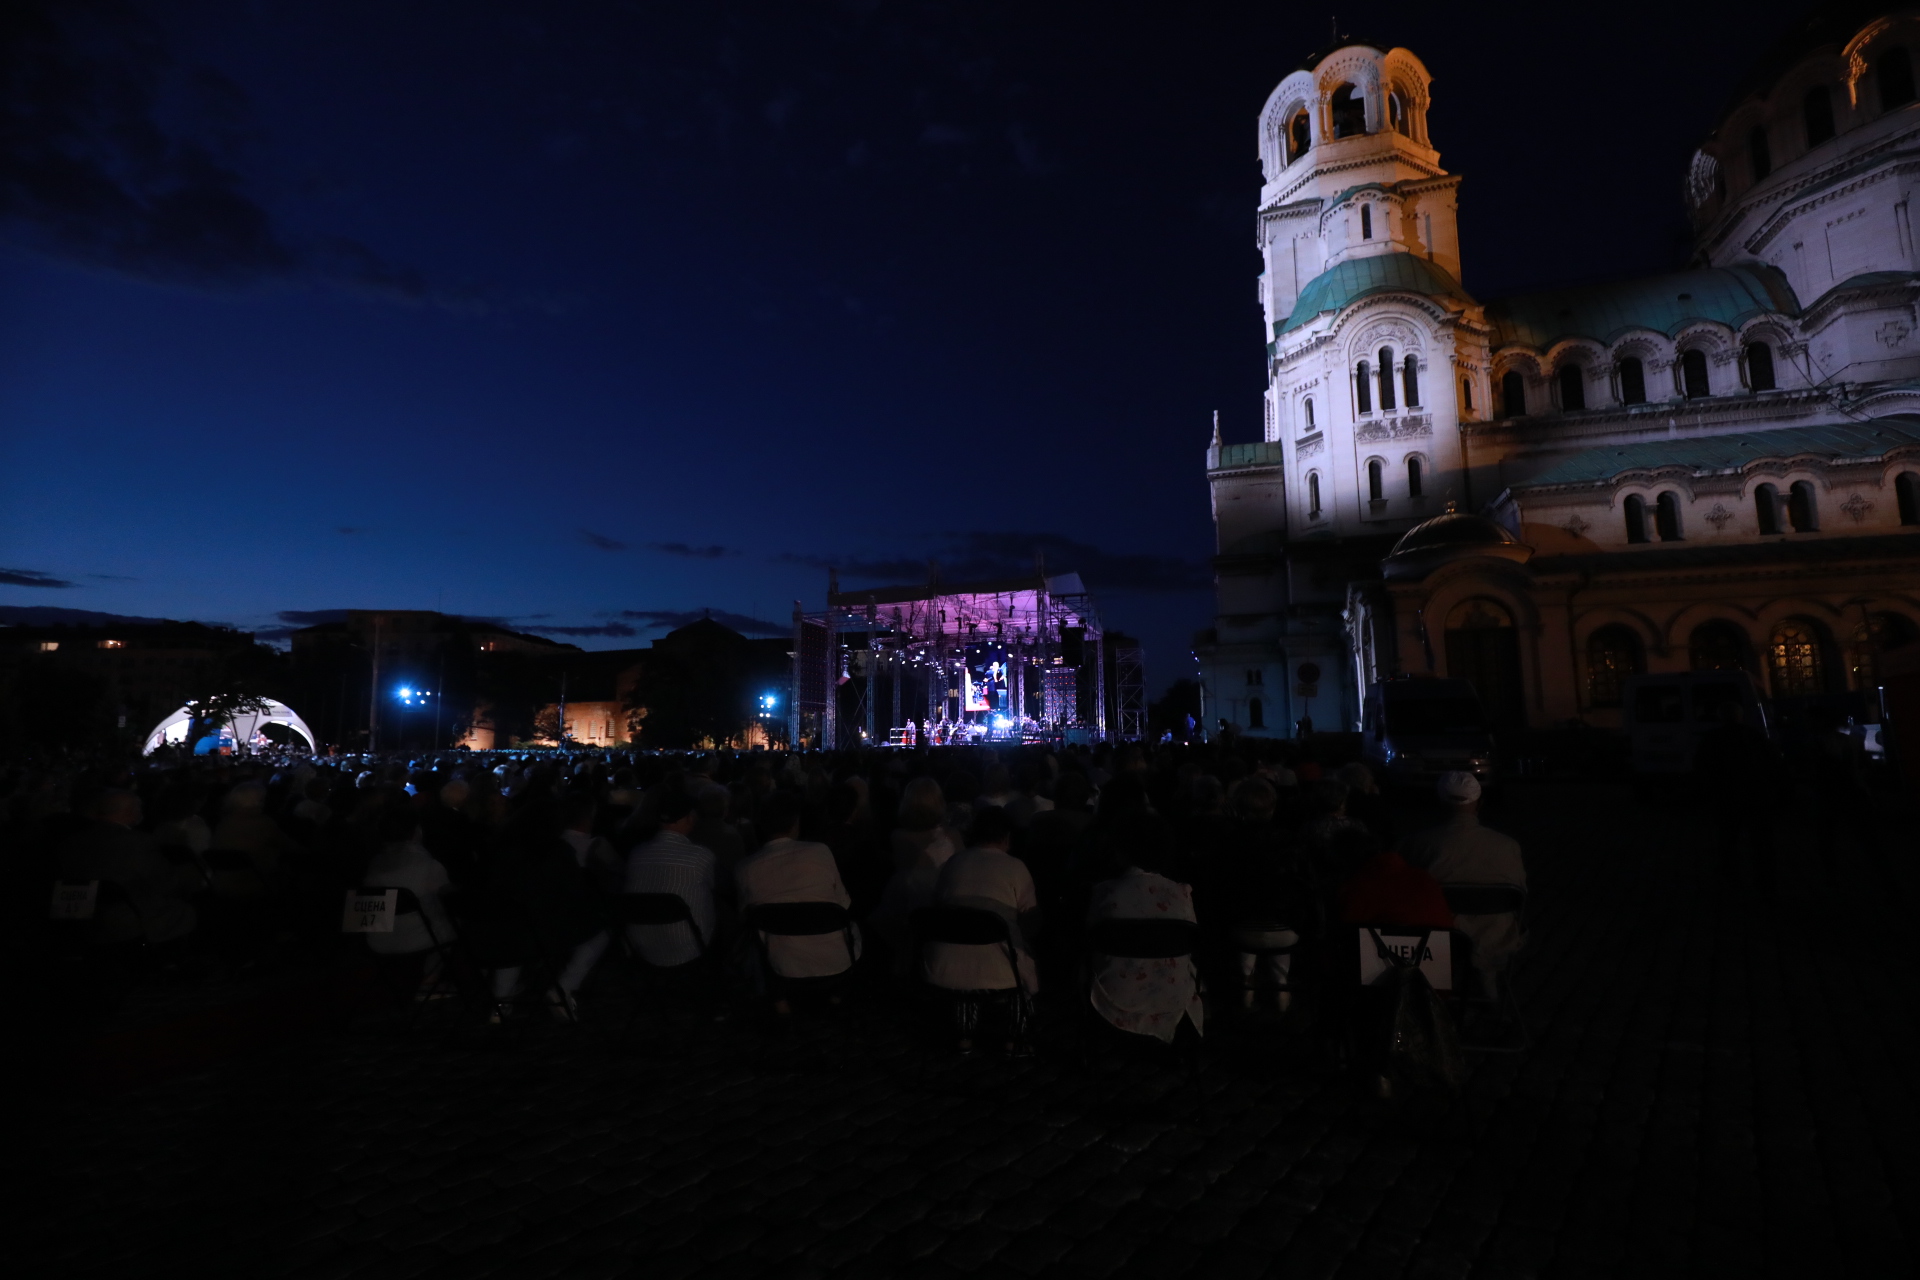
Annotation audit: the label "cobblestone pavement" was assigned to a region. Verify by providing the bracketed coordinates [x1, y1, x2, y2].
[32, 783, 1920, 1278]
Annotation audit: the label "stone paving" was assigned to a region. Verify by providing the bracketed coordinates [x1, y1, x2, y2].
[32, 782, 1920, 1278]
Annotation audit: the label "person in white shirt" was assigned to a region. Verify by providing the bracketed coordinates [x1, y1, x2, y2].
[362, 804, 459, 994]
[624, 775, 717, 968]
[1086, 820, 1204, 1045]
[925, 806, 1043, 997]
[735, 793, 860, 1007]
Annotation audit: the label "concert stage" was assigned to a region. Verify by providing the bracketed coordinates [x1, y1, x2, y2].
[788, 571, 1142, 750]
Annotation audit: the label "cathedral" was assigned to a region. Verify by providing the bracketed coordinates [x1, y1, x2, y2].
[1197, 7, 1920, 737]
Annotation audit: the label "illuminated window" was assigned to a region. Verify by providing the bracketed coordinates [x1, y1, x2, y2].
[1746, 341, 1776, 391]
[1804, 85, 1836, 146]
[1586, 626, 1644, 708]
[37, 641, 58, 652]
[1619, 357, 1647, 405]
[1769, 619, 1829, 697]
[98, 639, 124, 649]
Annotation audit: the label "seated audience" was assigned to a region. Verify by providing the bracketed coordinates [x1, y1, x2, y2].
[735, 792, 860, 992]
[925, 805, 1042, 998]
[1085, 816, 1204, 1043]
[362, 802, 458, 992]
[624, 775, 717, 968]
[57, 789, 199, 946]
[1400, 771, 1525, 996]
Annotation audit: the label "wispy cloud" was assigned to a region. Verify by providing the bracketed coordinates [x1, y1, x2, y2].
[0, 567, 77, 589]
[580, 530, 628, 552]
[336, 526, 367, 536]
[519, 621, 640, 638]
[648, 541, 736, 559]
[621, 608, 788, 636]
[780, 531, 1210, 592]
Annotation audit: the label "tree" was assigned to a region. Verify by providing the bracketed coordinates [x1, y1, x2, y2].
[180, 690, 273, 753]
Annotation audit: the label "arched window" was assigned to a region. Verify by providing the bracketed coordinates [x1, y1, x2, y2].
[1377, 348, 1396, 411]
[1755, 483, 1783, 535]
[1287, 110, 1311, 162]
[1461, 379, 1474, 411]
[1897, 471, 1920, 525]
[1788, 480, 1818, 532]
[1769, 618, 1830, 697]
[1624, 494, 1649, 544]
[1248, 697, 1264, 730]
[1307, 472, 1322, 516]
[1691, 620, 1751, 672]
[1407, 455, 1424, 497]
[1558, 364, 1586, 411]
[1655, 491, 1683, 541]
[1402, 354, 1420, 407]
[1746, 341, 1776, 391]
[1804, 85, 1836, 146]
[1355, 362, 1372, 414]
[1586, 626, 1645, 708]
[1681, 349, 1711, 398]
[1502, 371, 1526, 417]
[1881, 47, 1917, 111]
[1444, 597, 1524, 728]
[1748, 125, 1772, 181]
[1302, 397, 1315, 432]
[1360, 204, 1373, 240]
[1619, 357, 1647, 405]
[1331, 83, 1366, 138]
[1367, 458, 1384, 501]
[1852, 612, 1920, 688]
[1388, 92, 1405, 133]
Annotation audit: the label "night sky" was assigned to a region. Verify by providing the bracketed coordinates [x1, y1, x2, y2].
[2, 0, 1815, 692]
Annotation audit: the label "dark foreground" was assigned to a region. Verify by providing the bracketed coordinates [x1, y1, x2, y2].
[32, 782, 1920, 1279]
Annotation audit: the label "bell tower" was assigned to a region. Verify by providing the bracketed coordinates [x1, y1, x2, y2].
[1255, 43, 1461, 338]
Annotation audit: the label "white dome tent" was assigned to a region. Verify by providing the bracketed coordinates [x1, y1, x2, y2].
[144, 698, 318, 755]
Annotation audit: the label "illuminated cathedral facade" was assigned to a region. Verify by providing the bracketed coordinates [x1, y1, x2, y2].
[1198, 10, 1920, 736]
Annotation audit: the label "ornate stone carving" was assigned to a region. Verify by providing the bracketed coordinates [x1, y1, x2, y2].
[1704, 503, 1734, 530]
[1391, 414, 1432, 438]
[1842, 492, 1875, 522]
[1356, 420, 1390, 442]
[1685, 151, 1720, 211]
[1561, 514, 1590, 538]
[1878, 320, 1910, 349]
[1297, 434, 1324, 459]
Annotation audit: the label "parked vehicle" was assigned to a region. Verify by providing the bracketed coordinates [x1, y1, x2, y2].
[1361, 677, 1497, 790]
[1621, 670, 1771, 776]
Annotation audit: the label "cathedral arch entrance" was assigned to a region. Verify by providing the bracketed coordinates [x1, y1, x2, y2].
[1444, 597, 1525, 728]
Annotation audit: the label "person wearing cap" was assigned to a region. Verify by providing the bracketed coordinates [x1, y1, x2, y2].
[1400, 771, 1526, 998]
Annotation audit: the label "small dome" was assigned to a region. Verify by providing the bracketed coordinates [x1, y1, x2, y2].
[1383, 506, 1532, 581]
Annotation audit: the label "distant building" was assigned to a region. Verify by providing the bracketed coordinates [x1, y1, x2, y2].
[1200, 11, 1920, 736]
[0, 619, 264, 739]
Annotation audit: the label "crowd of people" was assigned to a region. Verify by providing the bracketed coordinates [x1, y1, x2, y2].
[14, 740, 1531, 1091]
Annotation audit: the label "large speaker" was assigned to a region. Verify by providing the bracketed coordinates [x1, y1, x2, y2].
[1060, 626, 1085, 667]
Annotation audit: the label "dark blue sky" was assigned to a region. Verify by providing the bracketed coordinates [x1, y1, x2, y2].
[2, 0, 1811, 691]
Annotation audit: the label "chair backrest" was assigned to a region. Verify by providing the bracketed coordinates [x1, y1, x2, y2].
[912, 904, 1010, 947]
[1352, 923, 1453, 991]
[618, 892, 695, 926]
[744, 901, 850, 937]
[354, 886, 425, 917]
[1440, 883, 1526, 916]
[1087, 916, 1199, 960]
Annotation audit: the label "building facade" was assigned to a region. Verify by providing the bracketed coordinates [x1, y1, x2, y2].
[1198, 10, 1920, 736]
